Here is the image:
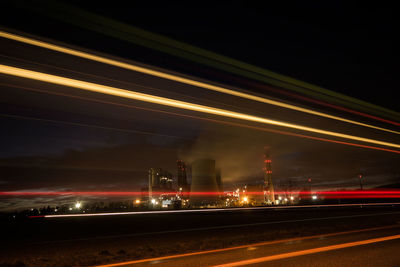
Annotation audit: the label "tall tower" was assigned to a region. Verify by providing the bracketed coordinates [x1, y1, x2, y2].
[263, 147, 275, 204]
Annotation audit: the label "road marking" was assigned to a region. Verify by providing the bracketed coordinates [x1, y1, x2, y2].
[213, 234, 400, 267]
[95, 225, 399, 267]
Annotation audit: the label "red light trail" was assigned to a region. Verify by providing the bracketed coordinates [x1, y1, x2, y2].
[2, 190, 400, 199]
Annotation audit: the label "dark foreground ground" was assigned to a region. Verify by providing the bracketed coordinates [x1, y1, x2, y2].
[2, 204, 400, 266]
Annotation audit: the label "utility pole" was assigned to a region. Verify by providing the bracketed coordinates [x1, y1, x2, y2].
[358, 174, 363, 190]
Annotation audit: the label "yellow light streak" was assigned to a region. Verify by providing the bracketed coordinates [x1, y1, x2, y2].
[0, 31, 398, 135]
[1, 64, 399, 149]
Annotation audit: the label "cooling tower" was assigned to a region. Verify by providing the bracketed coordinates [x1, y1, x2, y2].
[190, 158, 220, 206]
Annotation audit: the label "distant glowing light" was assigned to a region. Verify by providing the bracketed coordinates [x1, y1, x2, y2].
[1, 65, 399, 150]
[75, 202, 81, 209]
[135, 199, 141, 204]
[243, 197, 248, 203]
[312, 195, 317, 200]
[151, 199, 156, 204]
[290, 196, 294, 201]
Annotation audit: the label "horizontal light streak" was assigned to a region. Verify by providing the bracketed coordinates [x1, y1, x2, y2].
[3, 190, 400, 197]
[1, 31, 399, 134]
[1, 65, 399, 149]
[26, 203, 400, 219]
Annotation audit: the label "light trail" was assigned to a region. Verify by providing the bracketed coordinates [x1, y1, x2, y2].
[2, 82, 400, 154]
[3, 190, 400, 197]
[25, 203, 400, 219]
[1, 31, 399, 134]
[213, 234, 400, 266]
[247, 79, 400, 127]
[1, 65, 400, 149]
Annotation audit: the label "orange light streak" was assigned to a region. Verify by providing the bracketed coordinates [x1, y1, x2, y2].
[1, 65, 399, 149]
[214, 234, 400, 266]
[95, 225, 400, 267]
[3, 82, 400, 154]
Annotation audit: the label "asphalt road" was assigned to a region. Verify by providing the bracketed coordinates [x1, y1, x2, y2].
[103, 225, 400, 267]
[2, 204, 400, 266]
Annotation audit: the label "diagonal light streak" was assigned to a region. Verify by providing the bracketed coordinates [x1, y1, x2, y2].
[2, 82, 399, 154]
[1, 64, 399, 149]
[0, 31, 399, 135]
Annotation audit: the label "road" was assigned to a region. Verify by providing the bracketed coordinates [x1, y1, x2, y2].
[98, 225, 400, 266]
[2, 204, 400, 266]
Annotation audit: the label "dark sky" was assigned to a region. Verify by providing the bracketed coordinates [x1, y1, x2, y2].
[61, 1, 398, 111]
[3, 1, 398, 110]
[1, 1, 399, 210]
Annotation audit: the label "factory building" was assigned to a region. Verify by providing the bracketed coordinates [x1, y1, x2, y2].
[244, 184, 265, 206]
[148, 168, 173, 199]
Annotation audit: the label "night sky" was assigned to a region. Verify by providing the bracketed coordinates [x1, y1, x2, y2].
[1, 1, 399, 210]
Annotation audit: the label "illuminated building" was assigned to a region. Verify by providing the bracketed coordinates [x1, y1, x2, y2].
[244, 184, 265, 206]
[148, 168, 173, 199]
[190, 158, 221, 206]
[263, 147, 275, 204]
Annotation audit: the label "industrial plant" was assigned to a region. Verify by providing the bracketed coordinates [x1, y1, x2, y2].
[141, 147, 297, 209]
